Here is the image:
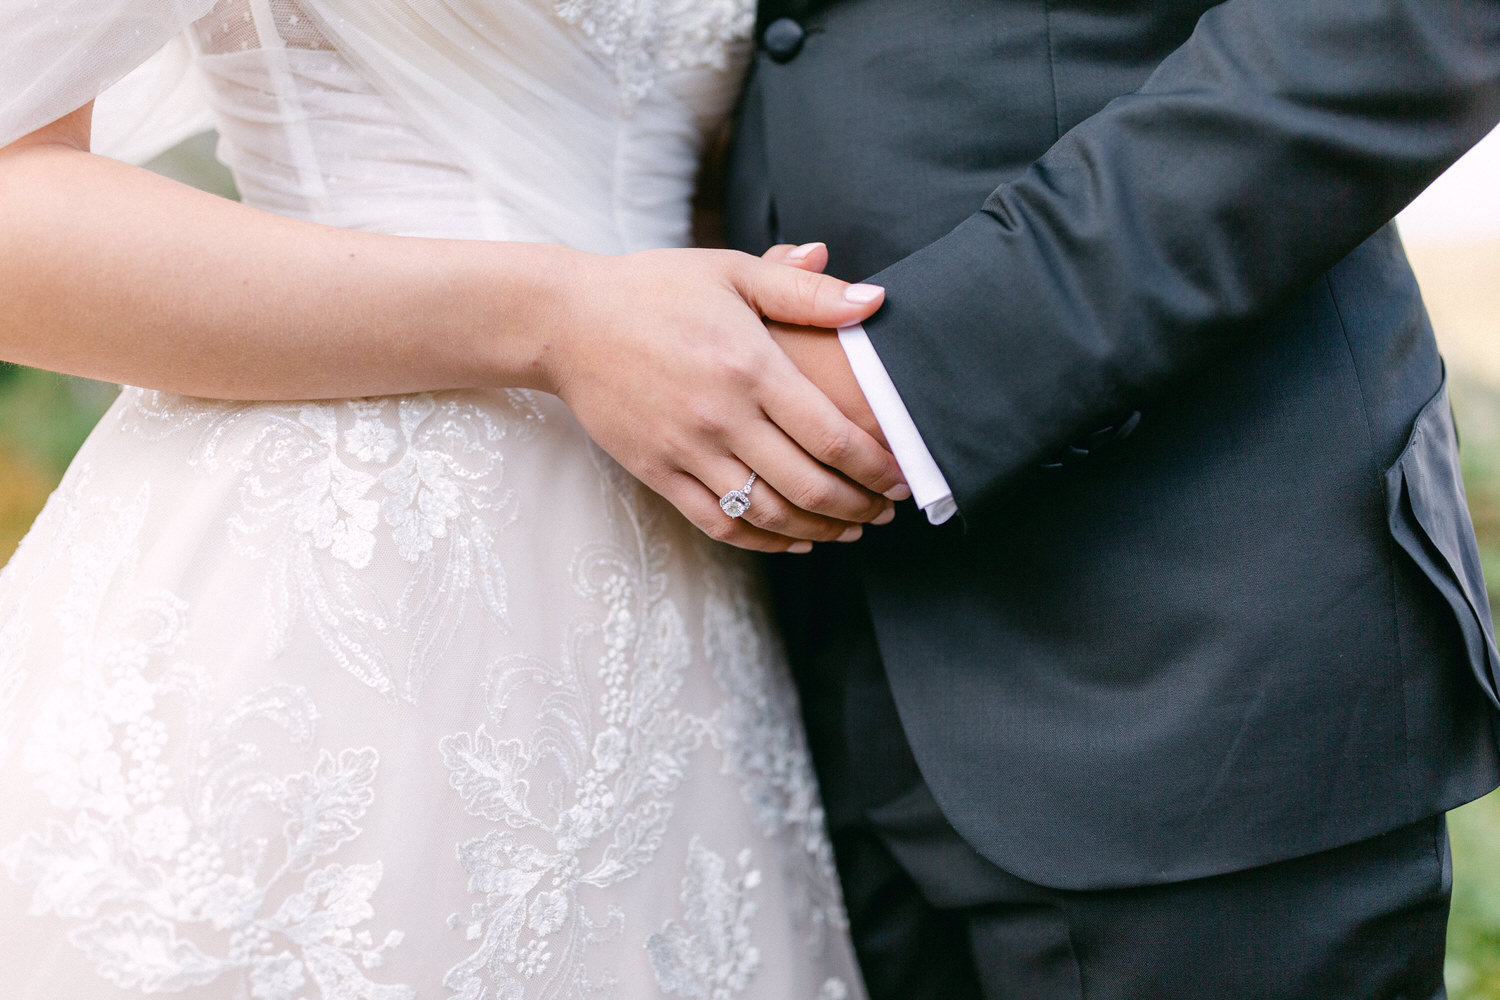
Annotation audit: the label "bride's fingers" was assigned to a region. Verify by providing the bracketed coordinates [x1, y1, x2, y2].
[738, 478, 866, 543]
[657, 472, 817, 554]
[697, 458, 865, 543]
[720, 419, 891, 528]
[756, 354, 908, 502]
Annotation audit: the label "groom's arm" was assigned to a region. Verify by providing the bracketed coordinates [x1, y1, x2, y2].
[857, 0, 1500, 514]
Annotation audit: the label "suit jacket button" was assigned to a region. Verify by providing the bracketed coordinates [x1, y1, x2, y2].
[763, 17, 806, 62]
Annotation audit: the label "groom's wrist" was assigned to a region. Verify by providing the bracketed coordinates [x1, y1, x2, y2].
[838, 324, 957, 523]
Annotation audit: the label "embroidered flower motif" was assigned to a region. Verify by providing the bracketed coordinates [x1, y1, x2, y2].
[819, 978, 852, 1000]
[344, 408, 399, 464]
[132, 804, 192, 860]
[528, 890, 570, 936]
[249, 951, 306, 998]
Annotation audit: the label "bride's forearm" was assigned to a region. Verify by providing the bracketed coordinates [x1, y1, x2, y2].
[0, 137, 571, 400]
[0, 107, 910, 549]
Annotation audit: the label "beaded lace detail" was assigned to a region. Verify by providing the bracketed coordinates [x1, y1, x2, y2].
[554, 0, 755, 103]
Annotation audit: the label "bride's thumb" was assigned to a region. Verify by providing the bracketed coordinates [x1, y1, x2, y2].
[738, 257, 885, 328]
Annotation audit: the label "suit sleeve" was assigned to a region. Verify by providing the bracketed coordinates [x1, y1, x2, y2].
[860, 0, 1500, 513]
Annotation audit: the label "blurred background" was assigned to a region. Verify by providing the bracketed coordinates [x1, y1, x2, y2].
[2, 129, 1499, 994]
[1401, 127, 1500, 1000]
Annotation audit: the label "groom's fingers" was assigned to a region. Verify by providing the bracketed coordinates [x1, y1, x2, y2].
[731, 253, 906, 503]
[734, 255, 884, 330]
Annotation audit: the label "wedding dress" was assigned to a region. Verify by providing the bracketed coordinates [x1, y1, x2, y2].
[0, 2, 865, 997]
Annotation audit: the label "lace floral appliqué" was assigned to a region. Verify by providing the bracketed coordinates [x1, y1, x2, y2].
[706, 570, 848, 944]
[0, 472, 413, 998]
[119, 388, 543, 704]
[554, 0, 755, 103]
[439, 452, 708, 999]
[647, 840, 761, 999]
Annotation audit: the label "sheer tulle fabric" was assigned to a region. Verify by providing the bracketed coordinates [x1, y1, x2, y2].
[0, 2, 864, 998]
[0, 0, 214, 157]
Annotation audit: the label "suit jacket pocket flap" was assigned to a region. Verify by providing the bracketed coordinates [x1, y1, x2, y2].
[1385, 375, 1500, 709]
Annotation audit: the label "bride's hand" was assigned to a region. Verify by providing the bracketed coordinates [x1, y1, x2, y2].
[759, 243, 890, 451]
[763, 320, 889, 451]
[540, 247, 907, 553]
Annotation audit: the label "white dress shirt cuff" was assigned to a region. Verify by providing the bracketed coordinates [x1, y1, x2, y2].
[837, 324, 957, 525]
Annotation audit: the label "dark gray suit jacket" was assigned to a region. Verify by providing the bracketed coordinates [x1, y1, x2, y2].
[727, 0, 1500, 889]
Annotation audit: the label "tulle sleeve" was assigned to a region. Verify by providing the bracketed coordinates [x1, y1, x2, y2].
[0, 0, 218, 156]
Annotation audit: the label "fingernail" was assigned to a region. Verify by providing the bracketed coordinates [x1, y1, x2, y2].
[837, 525, 864, 543]
[884, 484, 911, 501]
[872, 507, 895, 526]
[843, 283, 884, 304]
[787, 241, 823, 262]
[788, 540, 814, 554]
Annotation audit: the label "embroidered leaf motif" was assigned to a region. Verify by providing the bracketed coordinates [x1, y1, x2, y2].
[587, 799, 671, 886]
[3, 814, 135, 920]
[280, 748, 380, 872]
[440, 729, 533, 823]
[647, 840, 762, 999]
[72, 911, 223, 992]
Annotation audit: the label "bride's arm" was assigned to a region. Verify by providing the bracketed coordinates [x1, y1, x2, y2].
[1, 106, 553, 400]
[0, 105, 904, 551]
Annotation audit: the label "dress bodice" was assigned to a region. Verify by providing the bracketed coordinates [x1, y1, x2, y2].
[187, 0, 753, 249]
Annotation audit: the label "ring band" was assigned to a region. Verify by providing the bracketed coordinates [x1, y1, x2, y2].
[719, 472, 757, 519]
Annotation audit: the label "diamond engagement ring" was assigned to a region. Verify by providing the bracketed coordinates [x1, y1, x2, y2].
[719, 473, 757, 519]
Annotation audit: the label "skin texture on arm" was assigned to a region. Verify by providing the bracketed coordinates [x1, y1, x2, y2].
[0, 105, 905, 550]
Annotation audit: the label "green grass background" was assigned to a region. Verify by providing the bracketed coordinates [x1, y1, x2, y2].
[1449, 377, 1500, 1000]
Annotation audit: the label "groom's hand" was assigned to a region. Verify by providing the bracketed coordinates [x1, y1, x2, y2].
[543, 247, 907, 553]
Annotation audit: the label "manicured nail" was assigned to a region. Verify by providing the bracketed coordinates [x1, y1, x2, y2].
[788, 540, 814, 554]
[787, 241, 823, 262]
[872, 507, 895, 526]
[837, 525, 864, 543]
[884, 484, 911, 501]
[843, 283, 884, 304]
